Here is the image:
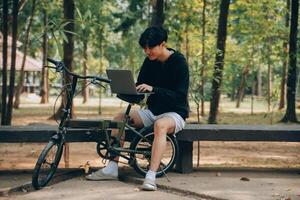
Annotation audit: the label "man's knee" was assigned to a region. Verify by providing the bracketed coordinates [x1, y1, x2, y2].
[113, 111, 144, 128]
[129, 111, 144, 128]
[154, 119, 175, 134]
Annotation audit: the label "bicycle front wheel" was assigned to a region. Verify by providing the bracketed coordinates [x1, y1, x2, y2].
[32, 140, 63, 190]
[130, 126, 178, 177]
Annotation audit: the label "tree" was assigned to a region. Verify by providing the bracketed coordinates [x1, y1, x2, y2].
[151, 0, 164, 26]
[236, 64, 249, 108]
[208, 0, 230, 124]
[14, 0, 37, 109]
[1, 0, 9, 125]
[200, 0, 207, 117]
[63, 0, 74, 74]
[63, 0, 75, 168]
[6, 0, 19, 125]
[279, 0, 290, 110]
[40, 8, 49, 104]
[281, 0, 298, 123]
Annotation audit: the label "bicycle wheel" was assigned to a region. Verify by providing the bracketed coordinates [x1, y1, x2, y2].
[130, 126, 178, 177]
[32, 140, 63, 190]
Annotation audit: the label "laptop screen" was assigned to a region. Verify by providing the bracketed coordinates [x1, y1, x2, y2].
[106, 69, 139, 95]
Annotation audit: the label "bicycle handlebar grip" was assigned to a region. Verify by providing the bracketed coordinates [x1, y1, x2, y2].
[47, 58, 59, 65]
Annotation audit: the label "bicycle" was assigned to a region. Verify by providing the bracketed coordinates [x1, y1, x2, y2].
[32, 58, 179, 190]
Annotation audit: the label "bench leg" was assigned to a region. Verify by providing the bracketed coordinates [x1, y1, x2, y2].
[176, 141, 193, 173]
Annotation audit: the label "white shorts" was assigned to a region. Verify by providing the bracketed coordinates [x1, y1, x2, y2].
[137, 109, 185, 133]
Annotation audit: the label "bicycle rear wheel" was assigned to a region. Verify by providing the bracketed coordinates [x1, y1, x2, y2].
[130, 126, 178, 177]
[32, 140, 63, 190]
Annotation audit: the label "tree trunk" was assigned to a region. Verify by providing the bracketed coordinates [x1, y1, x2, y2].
[151, 0, 164, 26]
[14, 0, 36, 109]
[63, 0, 75, 168]
[281, 0, 299, 123]
[279, 42, 289, 110]
[230, 80, 236, 101]
[267, 44, 273, 112]
[82, 40, 88, 103]
[59, 0, 75, 117]
[40, 9, 49, 104]
[1, 0, 9, 125]
[208, 0, 230, 124]
[184, 19, 189, 64]
[63, 0, 74, 75]
[200, 0, 206, 117]
[279, 0, 290, 110]
[49, 0, 75, 121]
[236, 65, 249, 108]
[98, 31, 104, 114]
[98, 4, 104, 114]
[256, 66, 262, 96]
[6, 0, 19, 125]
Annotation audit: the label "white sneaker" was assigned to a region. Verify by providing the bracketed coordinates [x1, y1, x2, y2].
[85, 169, 118, 181]
[141, 178, 157, 191]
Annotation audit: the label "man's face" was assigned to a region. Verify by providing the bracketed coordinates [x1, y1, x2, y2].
[143, 42, 165, 60]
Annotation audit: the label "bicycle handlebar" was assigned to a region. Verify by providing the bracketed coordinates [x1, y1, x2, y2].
[47, 58, 111, 83]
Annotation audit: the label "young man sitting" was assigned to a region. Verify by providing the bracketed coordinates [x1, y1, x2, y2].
[86, 26, 189, 191]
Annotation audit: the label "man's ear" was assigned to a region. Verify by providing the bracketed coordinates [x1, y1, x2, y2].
[161, 41, 166, 47]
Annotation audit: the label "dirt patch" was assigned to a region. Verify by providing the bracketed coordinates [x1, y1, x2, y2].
[1, 141, 299, 170]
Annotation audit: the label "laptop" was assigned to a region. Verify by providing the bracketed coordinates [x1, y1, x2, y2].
[106, 69, 153, 95]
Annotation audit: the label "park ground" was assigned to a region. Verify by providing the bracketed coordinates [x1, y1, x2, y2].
[1, 94, 300, 170]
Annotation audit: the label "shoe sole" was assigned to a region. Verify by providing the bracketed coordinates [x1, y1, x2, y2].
[86, 177, 118, 181]
[141, 185, 157, 191]
[85, 175, 118, 181]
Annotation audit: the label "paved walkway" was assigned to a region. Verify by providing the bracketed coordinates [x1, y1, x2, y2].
[1, 167, 300, 200]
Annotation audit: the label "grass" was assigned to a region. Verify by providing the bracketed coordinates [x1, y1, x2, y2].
[11, 95, 300, 125]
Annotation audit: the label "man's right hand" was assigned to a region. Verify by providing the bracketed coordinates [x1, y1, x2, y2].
[136, 84, 153, 92]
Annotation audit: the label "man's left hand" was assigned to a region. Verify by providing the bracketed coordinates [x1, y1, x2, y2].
[136, 84, 153, 92]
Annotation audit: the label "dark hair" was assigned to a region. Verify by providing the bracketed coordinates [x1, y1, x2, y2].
[138, 26, 168, 48]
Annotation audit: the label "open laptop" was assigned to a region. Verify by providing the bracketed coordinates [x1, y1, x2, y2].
[106, 69, 152, 95]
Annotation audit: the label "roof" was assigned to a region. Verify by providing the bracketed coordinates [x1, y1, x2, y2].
[0, 33, 42, 72]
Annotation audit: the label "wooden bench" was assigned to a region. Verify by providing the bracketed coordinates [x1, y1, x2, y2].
[176, 124, 300, 173]
[0, 123, 300, 173]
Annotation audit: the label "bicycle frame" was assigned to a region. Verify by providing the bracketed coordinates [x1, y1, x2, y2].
[97, 103, 153, 162]
[50, 74, 151, 163]
[33, 58, 178, 190]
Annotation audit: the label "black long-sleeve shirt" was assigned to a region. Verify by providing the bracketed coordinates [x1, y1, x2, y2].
[136, 49, 189, 119]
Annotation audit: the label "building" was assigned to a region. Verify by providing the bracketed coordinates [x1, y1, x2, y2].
[0, 33, 42, 93]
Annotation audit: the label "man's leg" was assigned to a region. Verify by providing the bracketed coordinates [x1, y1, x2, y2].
[142, 117, 176, 190]
[150, 117, 176, 171]
[86, 110, 144, 180]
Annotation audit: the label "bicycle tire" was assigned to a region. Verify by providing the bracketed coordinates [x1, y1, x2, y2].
[129, 126, 179, 177]
[32, 140, 63, 190]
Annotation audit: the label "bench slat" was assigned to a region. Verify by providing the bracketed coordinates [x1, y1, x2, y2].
[1, 124, 300, 143]
[176, 124, 300, 142]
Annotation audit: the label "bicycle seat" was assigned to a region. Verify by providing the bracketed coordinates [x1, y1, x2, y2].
[117, 94, 145, 104]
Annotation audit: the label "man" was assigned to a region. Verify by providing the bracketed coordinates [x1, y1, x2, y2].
[86, 26, 189, 191]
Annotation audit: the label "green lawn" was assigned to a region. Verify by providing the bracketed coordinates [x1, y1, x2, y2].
[11, 96, 300, 125]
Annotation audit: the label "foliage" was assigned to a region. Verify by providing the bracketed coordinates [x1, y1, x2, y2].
[1, 0, 298, 122]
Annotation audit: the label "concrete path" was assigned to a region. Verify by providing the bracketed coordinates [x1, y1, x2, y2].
[155, 169, 300, 200]
[1, 168, 300, 200]
[2, 176, 194, 200]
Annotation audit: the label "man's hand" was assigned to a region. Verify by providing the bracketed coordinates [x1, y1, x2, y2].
[136, 84, 153, 92]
